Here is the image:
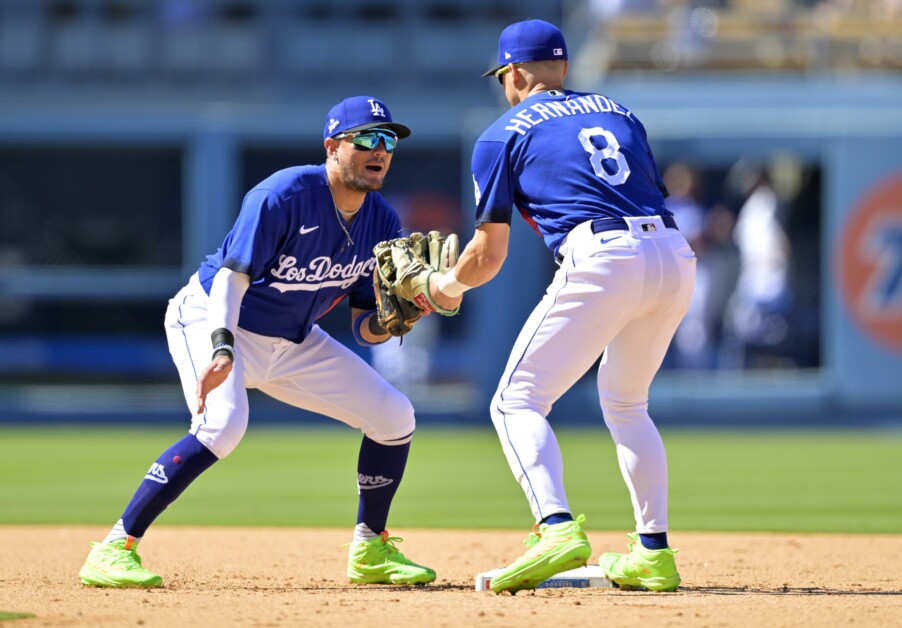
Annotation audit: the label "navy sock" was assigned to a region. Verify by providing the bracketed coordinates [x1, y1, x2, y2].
[121, 434, 218, 538]
[639, 532, 669, 550]
[356, 435, 410, 534]
[541, 512, 574, 526]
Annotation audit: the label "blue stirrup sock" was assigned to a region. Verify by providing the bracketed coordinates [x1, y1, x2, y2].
[121, 434, 219, 538]
[541, 512, 574, 526]
[639, 532, 669, 550]
[356, 435, 410, 534]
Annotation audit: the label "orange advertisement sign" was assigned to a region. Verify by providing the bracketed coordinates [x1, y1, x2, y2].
[839, 172, 902, 352]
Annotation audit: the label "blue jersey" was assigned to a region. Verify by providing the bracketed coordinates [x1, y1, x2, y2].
[471, 89, 670, 255]
[197, 165, 403, 342]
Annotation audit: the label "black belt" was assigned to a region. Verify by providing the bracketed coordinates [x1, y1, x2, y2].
[555, 215, 679, 265]
[590, 214, 678, 234]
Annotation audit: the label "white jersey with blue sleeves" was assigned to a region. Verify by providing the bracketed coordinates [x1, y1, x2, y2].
[197, 165, 402, 342]
[471, 89, 671, 255]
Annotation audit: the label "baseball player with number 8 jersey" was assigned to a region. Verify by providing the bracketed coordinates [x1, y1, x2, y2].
[78, 96, 436, 588]
[426, 20, 697, 593]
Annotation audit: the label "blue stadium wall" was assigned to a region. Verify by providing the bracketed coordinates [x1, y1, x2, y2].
[1, 74, 900, 427]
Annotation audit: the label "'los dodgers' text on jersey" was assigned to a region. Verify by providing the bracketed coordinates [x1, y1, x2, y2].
[269, 254, 376, 293]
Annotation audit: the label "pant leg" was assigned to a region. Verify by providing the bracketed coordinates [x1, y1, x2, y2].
[490, 241, 642, 522]
[164, 275, 252, 459]
[255, 325, 415, 444]
[597, 229, 696, 533]
[254, 326, 415, 534]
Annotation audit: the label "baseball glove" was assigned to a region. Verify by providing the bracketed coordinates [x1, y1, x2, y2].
[372, 269, 422, 337]
[373, 231, 460, 320]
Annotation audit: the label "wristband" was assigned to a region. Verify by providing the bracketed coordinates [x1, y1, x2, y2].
[211, 328, 235, 361]
[353, 311, 385, 346]
[211, 328, 235, 349]
[212, 344, 234, 361]
[436, 268, 473, 298]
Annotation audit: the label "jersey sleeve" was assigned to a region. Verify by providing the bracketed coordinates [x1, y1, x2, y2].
[218, 189, 284, 281]
[348, 268, 377, 311]
[471, 139, 515, 226]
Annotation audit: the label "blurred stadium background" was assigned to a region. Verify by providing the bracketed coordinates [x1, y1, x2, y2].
[1, 0, 901, 428]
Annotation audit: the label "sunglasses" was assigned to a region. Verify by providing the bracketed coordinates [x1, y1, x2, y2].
[335, 129, 398, 152]
[495, 63, 522, 86]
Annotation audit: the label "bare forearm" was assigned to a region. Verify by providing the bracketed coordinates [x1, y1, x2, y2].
[451, 243, 505, 287]
[429, 223, 510, 310]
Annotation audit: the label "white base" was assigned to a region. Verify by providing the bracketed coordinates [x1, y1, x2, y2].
[475, 564, 617, 592]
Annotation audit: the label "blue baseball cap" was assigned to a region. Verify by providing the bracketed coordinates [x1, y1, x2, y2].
[482, 19, 568, 78]
[323, 96, 411, 140]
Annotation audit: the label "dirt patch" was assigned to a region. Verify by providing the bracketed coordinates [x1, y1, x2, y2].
[2, 526, 899, 627]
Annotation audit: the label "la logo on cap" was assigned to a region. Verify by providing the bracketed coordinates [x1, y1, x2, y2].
[368, 99, 385, 118]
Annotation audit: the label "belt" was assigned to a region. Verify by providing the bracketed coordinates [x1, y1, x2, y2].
[554, 214, 679, 265]
[590, 214, 678, 234]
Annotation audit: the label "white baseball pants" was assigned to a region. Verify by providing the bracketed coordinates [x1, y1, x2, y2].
[491, 216, 696, 533]
[164, 274, 415, 459]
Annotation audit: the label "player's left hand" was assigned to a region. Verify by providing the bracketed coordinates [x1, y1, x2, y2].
[373, 268, 422, 336]
[195, 355, 233, 414]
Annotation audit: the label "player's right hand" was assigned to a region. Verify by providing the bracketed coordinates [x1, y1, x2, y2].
[429, 272, 464, 313]
[195, 355, 233, 414]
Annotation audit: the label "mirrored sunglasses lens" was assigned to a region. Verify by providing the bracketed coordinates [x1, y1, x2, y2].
[352, 132, 397, 152]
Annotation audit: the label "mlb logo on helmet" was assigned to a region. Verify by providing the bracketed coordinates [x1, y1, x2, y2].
[482, 19, 569, 78]
[323, 96, 411, 139]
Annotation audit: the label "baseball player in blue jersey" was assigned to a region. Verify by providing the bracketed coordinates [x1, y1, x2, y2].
[427, 20, 696, 593]
[79, 96, 436, 588]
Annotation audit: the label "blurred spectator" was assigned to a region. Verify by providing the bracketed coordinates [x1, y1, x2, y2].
[720, 157, 793, 368]
[696, 203, 741, 368]
[663, 162, 709, 368]
[663, 162, 705, 246]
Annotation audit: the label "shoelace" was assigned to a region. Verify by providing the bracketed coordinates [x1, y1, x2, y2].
[626, 532, 639, 552]
[523, 523, 542, 548]
[377, 531, 405, 557]
[103, 545, 143, 569]
[522, 512, 588, 548]
[342, 531, 405, 555]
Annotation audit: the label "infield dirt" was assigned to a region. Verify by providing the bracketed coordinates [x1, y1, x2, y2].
[1, 526, 899, 627]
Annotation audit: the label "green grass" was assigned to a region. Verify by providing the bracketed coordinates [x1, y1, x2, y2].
[1, 426, 899, 533]
[0, 612, 36, 621]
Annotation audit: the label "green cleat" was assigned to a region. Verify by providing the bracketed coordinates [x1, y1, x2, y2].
[79, 538, 163, 588]
[490, 514, 592, 594]
[347, 531, 436, 585]
[600, 533, 681, 592]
